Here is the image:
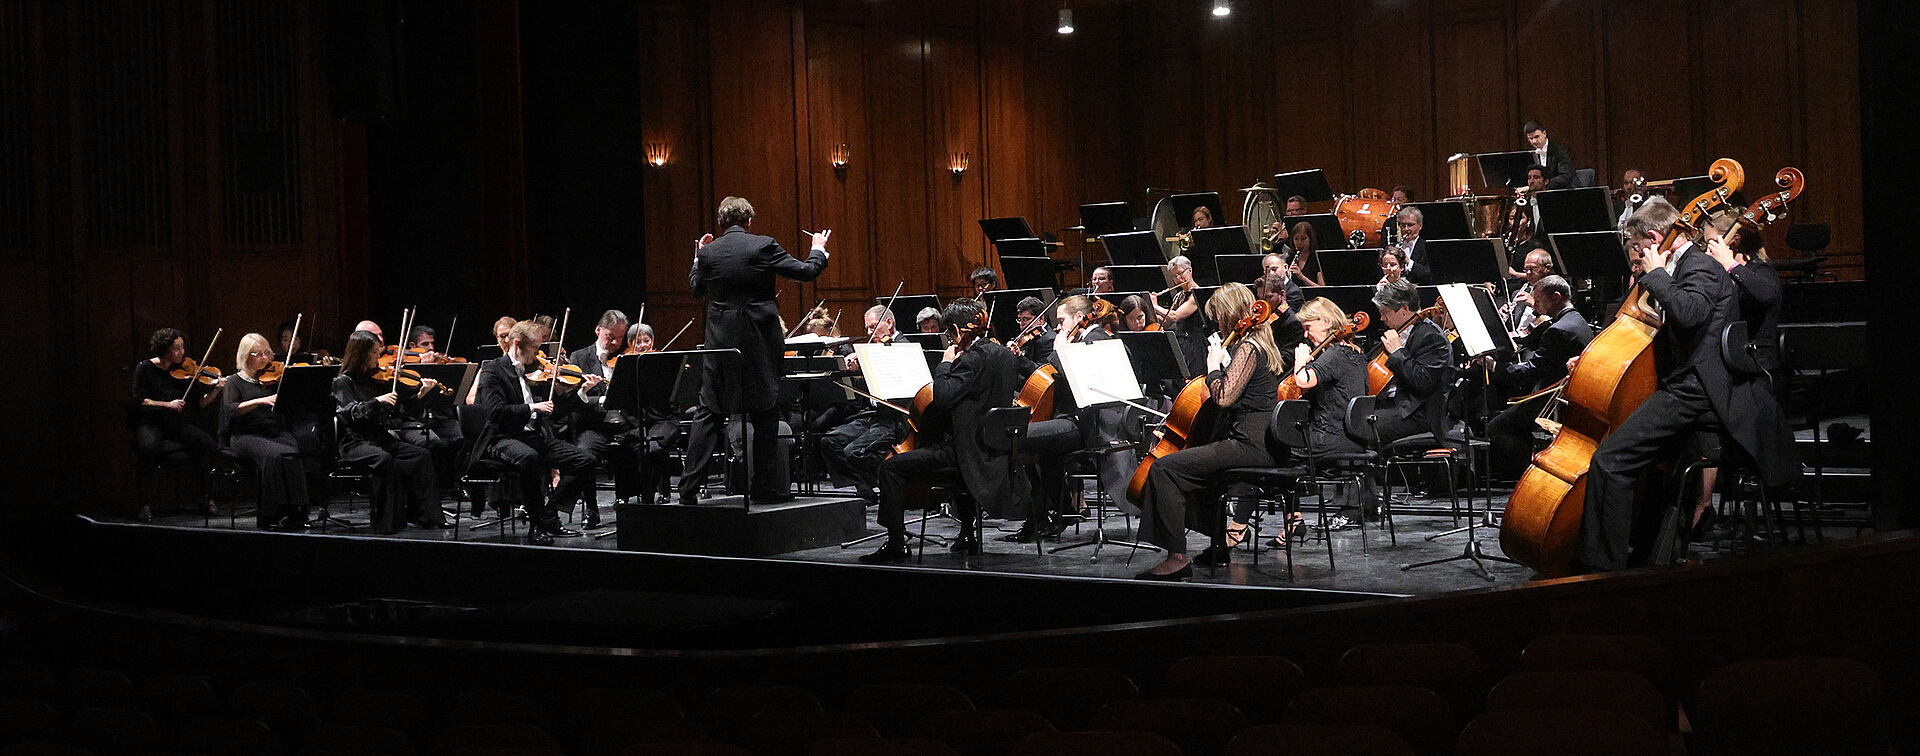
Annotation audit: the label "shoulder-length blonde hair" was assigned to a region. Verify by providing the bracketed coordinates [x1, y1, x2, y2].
[234, 332, 272, 374]
[1204, 282, 1284, 376]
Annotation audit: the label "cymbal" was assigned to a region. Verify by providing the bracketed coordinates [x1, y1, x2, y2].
[1238, 184, 1274, 193]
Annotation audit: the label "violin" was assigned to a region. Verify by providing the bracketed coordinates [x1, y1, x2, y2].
[169, 357, 225, 386]
[1127, 299, 1275, 504]
[1278, 311, 1369, 402]
[372, 364, 451, 395]
[1366, 304, 1445, 396]
[1499, 158, 1745, 578]
[603, 345, 651, 370]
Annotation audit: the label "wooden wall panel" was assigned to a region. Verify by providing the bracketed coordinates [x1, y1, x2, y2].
[1514, 0, 1602, 179]
[639, 0, 709, 336]
[705, 0, 802, 333]
[1273, 35, 1348, 194]
[862, 9, 934, 296]
[1346, 1, 1434, 192]
[927, 27, 988, 294]
[1603, 0, 1695, 182]
[1429, 17, 1508, 200]
[1797, 0, 1863, 275]
[804, 19, 875, 299]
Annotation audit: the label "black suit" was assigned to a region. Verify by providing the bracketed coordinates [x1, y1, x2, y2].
[1404, 237, 1434, 284]
[682, 225, 829, 502]
[1282, 277, 1306, 312]
[1724, 261, 1798, 487]
[1539, 141, 1575, 190]
[875, 337, 1031, 538]
[1581, 242, 1734, 571]
[1374, 318, 1455, 443]
[564, 344, 645, 510]
[474, 355, 596, 531]
[1487, 306, 1594, 478]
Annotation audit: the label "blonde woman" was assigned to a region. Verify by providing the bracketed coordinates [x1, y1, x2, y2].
[222, 332, 316, 529]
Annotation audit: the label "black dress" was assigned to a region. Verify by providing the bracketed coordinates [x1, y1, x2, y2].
[333, 372, 443, 532]
[1138, 342, 1278, 555]
[222, 375, 316, 527]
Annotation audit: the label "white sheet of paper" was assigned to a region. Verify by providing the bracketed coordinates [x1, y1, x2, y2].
[1058, 340, 1144, 406]
[853, 342, 933, 400]
[1438, 283, 1498, 357]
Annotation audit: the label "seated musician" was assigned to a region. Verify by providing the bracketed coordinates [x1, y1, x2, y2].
[1616, 168, 1646, 226]
[915, 306, 944, 336]
[1524, 119, 1575, 190]
[352, 319, 385, 343]
[1284, 195, 1307, 219]
[561, 309, 635, 527]
[1371, 279, 1456, 445]
[406, 325, 452, 364]
[1391, 185, 1415, 204]
[1483, 275, 1591, 481]
[1378, 248, 1408, 287]
[1119, 294, 1151, 332]
[1011, 295, 1122, 541]
[398, 324, 465, 475]
[616, 322, 680, 505]
[333, 330, 446, 533]
[1395, 208, 1433, 284]
[474, 320, 596, 545]
[1012, 296, 1055, 368]
[1288, 222, 1327, 287]
[824, 306, 907, 505]
[969, 267, 1000, 298]
[223, 333, 319, 530]
[859, 299, 1031, 564]
[1134, 283, 1283, 580]
[1577, 197, 1746, 571]
[275, 320, 303, 361]
[129, 328, 222, 520]
[804, 309, 840, 338]
[1501, 249, 1556, 337]
[1189, 205, 1214, 230]
[1260, 253, 1306, 310]
[1086, 266, 1114, 295]
[1159, 255, 1211, 380]
[1253, 274, 1307, 368]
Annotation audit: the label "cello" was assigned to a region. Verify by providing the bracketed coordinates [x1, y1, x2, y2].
[1014, 299, 1119, 421]
[892, 309, 990, 455]
[1126, 299, 1275, 504]
[1498, 158, 1744, 577]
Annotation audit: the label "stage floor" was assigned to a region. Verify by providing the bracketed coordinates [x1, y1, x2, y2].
[131, 480, 1843, 596]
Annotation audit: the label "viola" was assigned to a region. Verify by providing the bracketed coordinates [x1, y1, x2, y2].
[1127, 299, 1275, 504]
[1278, 312, 1369, 402]
[1499, 158, 1745, 577]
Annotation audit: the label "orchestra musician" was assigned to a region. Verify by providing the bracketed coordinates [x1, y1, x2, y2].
[1391, 185, 1415, 204]
[223, 333, 318, 530]
[1012, 295, 1115, 541]
[1237, 297, 1369, 541]
[1119, 295, 1151, 332]
[860, 299, 1030, 564]
[1371, 279, 1456, 445]
[1482, 275, 1591, 481]
[562, 309, 635, 527]
[1616, 168, 1646, 226]
[1395, 208, 1434, 284]
[1260, 252, 1306, 310]
[916, 307, 944, 336]
[969, 267, 1000, 298]
[1189, 205, 1214, 230]
[275, 320, 303, 361]
[1134, 283, 1283, 580]
[1252, 274, 1307, 370]
[1523, 120, 1576, 190]
[1287, 222, 1327, 287]
[1501, 249, 1557, 337]
[130, 328, 223, 521]
[1012, 296, 1056, 368]
[1284, 195, 1307, 219]
[1378, 248, 1408, 287]
[474, 320, 594, 544]
[1086, 266, 1114, 295]
[822, 306, 907, 505]
[618, 322, 681, 506]
[1159, 256, 1211, 382]
[682, 196, 831, 506]
[405, 325, 453, 363]
[334, 329, 447, 533]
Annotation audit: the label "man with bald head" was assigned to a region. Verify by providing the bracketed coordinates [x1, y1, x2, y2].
[353, 320, 384, 345]
[1502, 249, 1557, 337]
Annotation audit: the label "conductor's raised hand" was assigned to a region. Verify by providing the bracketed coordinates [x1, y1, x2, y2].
[811, 229, 831, 251]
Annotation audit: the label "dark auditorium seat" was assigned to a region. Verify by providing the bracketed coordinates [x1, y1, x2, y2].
[1454, 708, 1666, 756]
[1483, 670, 1670, 731]
[1334, 643, 1488, 723]
[170, 715, 285, 756]
[563, 688, 685, 730]
[1688, 658, 1892, 756]
[1007, 731, 1180, 756]
[805, 737, 961, 756]
[1225, 723, 1416, 756]
[230, 681, 320, 744]
[1000, 668, 1140, 732]
[1158, 656, 1309, 725]
[842, 684, 974, 738]
[907, 709, 1054, 756]
[1283, 686, 1455, 755]
[61, 669, 134, 711]
[1088, 698, 1249, 756]
[428, 723, 562, 756]
[326, 689, 430, 738]
[296, 723, 416, 756]
[0, 697, 61, 744]
[740, 709, 879, 756]
[135, 674, 221, 720]
[578, 717, 708, 756]
[67, 707, 164, 755]
[704, 685, 825, 741]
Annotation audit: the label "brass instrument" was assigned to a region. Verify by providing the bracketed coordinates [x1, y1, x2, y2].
[1165, 230, 1195, 251]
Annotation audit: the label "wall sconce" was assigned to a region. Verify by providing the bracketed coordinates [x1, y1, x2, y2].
[645, 141, 671, 167]
[829, 143, 851, 171]
[948, 151, 969, 177]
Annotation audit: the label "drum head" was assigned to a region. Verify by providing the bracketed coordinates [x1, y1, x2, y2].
[1334, 195, 1398, 247]
[1151, 198, 1180, 260]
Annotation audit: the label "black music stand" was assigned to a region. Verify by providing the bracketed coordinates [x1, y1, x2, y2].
[1116, 330, 1193, 383]
[1316, 249, 1384, 286]
[1280, 213, 1347, 250]
[1405, 201, 1474, 240]
[1533, 186, 1616, 238]
[1669, 175, 1715, 207]
[992, 237, 1048, 257]
[1188, 286, 1221, 316]
[1476, 150, 1537, 189]
[1272, 169, 1336, 202]
[878, 294, 941, 332]
[898, 333, 947, 352]
[1099, 231, 1166, 265]
[1168, 192, 1224, 230]
[981, 287, 1048, 341]
[605, 351, 690, 416]
[1079, 202, 1136, 239]
[1189, 226, 1250, 287]
[978, 217, 1035, 242]
[1425, 239, 1510, 284]
[1001, 256, 1066, 293]
[1214, 254, 1265, 284]
[274, 365, 338, 423]
[472, 344, 503, 364]
[1107, 265, 1169, 296]
[1548, 231, 1632, 282]
[540, 341, 562, 359]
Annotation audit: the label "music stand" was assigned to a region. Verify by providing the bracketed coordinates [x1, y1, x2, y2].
[981, 287, 1048, 341]
[540, 341, 562, 359]
[1099, 231, 1166, 265]
[991, 237, 1048, 257]
[1188, 226, 1250, 287]
[1532, 186, 1616, 238]
[1669, 175, 1715, 206]
[1405, 201, 1474, 240]
[1547, 231, 1632, 282]
[1106, 265, 1169, 296]
[1402, 284, 1517, 578]
[1476, 150, 1537, 189]
[605, 351, 691, 416]
[898, 333, 947, 352]
[1425, 239, 1511, 284]
[1214, 254, 1265, 284]
[978, 217, 1034, 242]
[1316, 249, 1385, 286]
[878, 294, 941, 332]
[471, 344, 503, 364]
[1116, 330, 1193, 383]
[1188, 286, 1221, 316]
[274, 365, 338, 424]
[1000, 256, 1065, 293]
[1168, 192, 1224, 230]
[1079, 202, 1135, 239]
[1280, 213, 1348, 250]
[1271, 169, 1336, 202]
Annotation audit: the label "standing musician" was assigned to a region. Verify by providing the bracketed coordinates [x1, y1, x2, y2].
[223, 333, 318, 530]
[1134, 283, 1282, 580]
[129, 328, 223, 520]
[1372, 279, 1456, 444]
[1579, 197, 1744, 572]
[859, 299, 1030, 564]
[1159, 256, 1212, 384]
[822, 306, 907, 505]
[333, 330, 447, 533]
[562, 309, 635, 527]
[1395, 208, 1434, 284]
[473, 320, 595, 544]
[682, 196, 831, 506]
[1287, 222, 1327, 287]
[1483, 275, 1591, 481]
[1260, 252, 1306, 310]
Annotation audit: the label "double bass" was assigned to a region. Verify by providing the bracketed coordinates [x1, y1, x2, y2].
[1126, 299, 1275, 504]
[1498, 158, 1745, 577]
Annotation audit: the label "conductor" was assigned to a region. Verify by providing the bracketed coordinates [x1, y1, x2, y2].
[679, 196, 831, 505]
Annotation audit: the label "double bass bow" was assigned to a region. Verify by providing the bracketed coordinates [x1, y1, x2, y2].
[1498, 158, 1744, 577]
[1126, 298, 1276, 505]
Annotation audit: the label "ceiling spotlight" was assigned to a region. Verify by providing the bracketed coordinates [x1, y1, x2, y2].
[1057, 8, 1073, 34]
[1212, 0, 1230, 18]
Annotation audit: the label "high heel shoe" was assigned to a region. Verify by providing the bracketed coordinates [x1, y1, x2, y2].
[1224, 519, 1250, 548]
[1266, 513, 1305, 549]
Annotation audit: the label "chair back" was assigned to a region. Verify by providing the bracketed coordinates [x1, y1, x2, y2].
[978, 406, 1033, 454]
[456, 403, 500, 477]
[1342, 395, 1380, 450]
[1267, 400, 1311, 450]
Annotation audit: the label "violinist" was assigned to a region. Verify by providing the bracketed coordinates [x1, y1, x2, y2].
[129, 328, 223, 520]
[619, 322, 683, 507]
[1244, 297, 1369, 539]
[1394, 208, 1434, 284]
[1119, 295, 1151, 333]
[1011, 296, 1055, 369]
[1482, 275, 1591, 481]
[475, 320, 596, 544]
[276, 320, 303, 361]
[1261, 253, 1306, 310]
[1134, 283, 1283, 580]
[353, 319, 384, 343]
[405, 325, 453, 364]
[822, 306, 906, 505]
[562, 309, 634, 526]
[1579, 197, 1738, 572]
[467, 317, 521, 407]
[223, 333, 318, 530]
[333, 330, 447, 533]
[1371, 279, 1456, 445]
[915, 307, 945, 337]
[396, 324, 466, 473]
[859, 299, 1031, 564]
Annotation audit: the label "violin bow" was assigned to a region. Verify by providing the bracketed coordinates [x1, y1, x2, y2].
[181, 328, 223, 402]
[789, 298, 826, 338]
[550, 306, 571, 401]
[660, 317, 696, 351]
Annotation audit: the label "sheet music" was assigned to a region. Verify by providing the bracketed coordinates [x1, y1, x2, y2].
[1437, 283, 1508, 358]
[1058, 340, 1144, 406]
[853, 342, 933, 400]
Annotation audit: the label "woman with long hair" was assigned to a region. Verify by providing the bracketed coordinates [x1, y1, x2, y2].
[332, 330, 445, 533]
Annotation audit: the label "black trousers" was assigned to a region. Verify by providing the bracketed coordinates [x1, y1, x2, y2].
[491, 431, 595, 527]
[230, 431, 314, 527]
[680, 404, 781, 500]
[1582, 373, 1718, 572]
[1488, 393, 1554, 480]
[823, 413, 898, 502]
[1024, 417, 1086, 523]
[342, 435, 442, 533]
[1137, 438, 1272, 555]
[132, 412, 218, 509]
[876, 445, 966, 537]
[576, 419, 639, 507]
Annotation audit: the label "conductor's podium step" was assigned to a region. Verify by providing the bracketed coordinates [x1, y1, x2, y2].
[616, 495, 868, 556]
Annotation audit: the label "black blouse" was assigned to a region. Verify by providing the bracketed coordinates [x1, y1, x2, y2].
[1206, 342, 1278, 444]
[1303, 345, 1366, 440]
[221, 375, 284, 438]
